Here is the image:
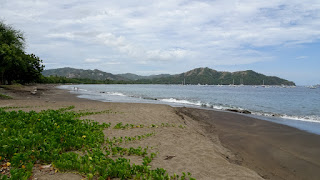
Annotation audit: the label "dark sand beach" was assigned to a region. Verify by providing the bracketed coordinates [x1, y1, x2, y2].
[1, 84, 320, 180]
[177, 107, 320, 180]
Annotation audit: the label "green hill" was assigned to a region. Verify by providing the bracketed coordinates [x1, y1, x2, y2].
[42, 67, 127, 81]
[135, 67, 296, 85]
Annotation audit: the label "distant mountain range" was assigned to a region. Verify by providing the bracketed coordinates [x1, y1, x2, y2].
[42, 67, 295, 86]
[42, 67, 127, 81]
[117, 73, 171, 81]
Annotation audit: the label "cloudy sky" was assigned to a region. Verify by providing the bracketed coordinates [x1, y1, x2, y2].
[1, 0, 320, 85]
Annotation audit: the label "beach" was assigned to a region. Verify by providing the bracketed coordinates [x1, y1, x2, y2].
[1, 84, 320, 180]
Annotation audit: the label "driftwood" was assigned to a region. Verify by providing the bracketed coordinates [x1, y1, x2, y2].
[30, 87, 37, 95]
[226, 109, 251, 114]
[164, 155, 176, 160]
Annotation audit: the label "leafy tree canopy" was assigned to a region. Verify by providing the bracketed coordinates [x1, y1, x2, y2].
[0, 21, 44, 84]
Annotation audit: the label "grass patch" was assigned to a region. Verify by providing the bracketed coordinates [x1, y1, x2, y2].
[0, 106, 195, 180]
[0, 84, 23, 91]
[113, 122, 184, 130]
[0, 93, 12, 99]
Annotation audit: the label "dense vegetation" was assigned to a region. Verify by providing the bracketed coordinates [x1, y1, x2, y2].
[0, 106, 194, 180]
[43, 67, 296, 86]
[0, 22, 44, 85]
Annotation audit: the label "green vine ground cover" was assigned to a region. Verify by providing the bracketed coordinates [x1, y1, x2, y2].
[0, 106, 195, 180]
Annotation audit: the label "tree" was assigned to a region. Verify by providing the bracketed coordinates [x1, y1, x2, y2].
[0, 21, 44, 84]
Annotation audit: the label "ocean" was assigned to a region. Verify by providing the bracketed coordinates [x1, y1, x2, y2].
[59, 84, 320, 135]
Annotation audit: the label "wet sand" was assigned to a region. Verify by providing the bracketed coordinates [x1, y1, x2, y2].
[177, 107, 320, 180]
[1, 84, 320, 180]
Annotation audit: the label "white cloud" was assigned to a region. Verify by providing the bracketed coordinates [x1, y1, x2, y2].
[296, 56, 308, 60]
[84, 58, 101, 63]
[146, 48, 188, 60]
[47, 33, 75, 40]
[103, 61, 122, 65]
[1, 0, 320, 77]
[96, 32, 190, 61]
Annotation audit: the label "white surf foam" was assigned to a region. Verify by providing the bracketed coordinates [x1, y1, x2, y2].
[280, 114, 320, 123]
[160, 98, 202, 106]
[106, 92, 126, 96]
[251, 112, 320, 123]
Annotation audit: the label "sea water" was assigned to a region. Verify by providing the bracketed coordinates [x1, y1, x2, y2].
[60, 84, 320, 135]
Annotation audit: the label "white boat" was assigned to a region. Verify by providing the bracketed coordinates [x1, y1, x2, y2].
[261, 80, 265, 87]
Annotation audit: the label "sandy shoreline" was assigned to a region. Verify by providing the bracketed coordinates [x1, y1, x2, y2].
[1, 84, 320, 180]
[177, 107, 320, 180]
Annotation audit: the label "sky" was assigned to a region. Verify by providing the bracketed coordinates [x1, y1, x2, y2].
[1, 0, 320, 85]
